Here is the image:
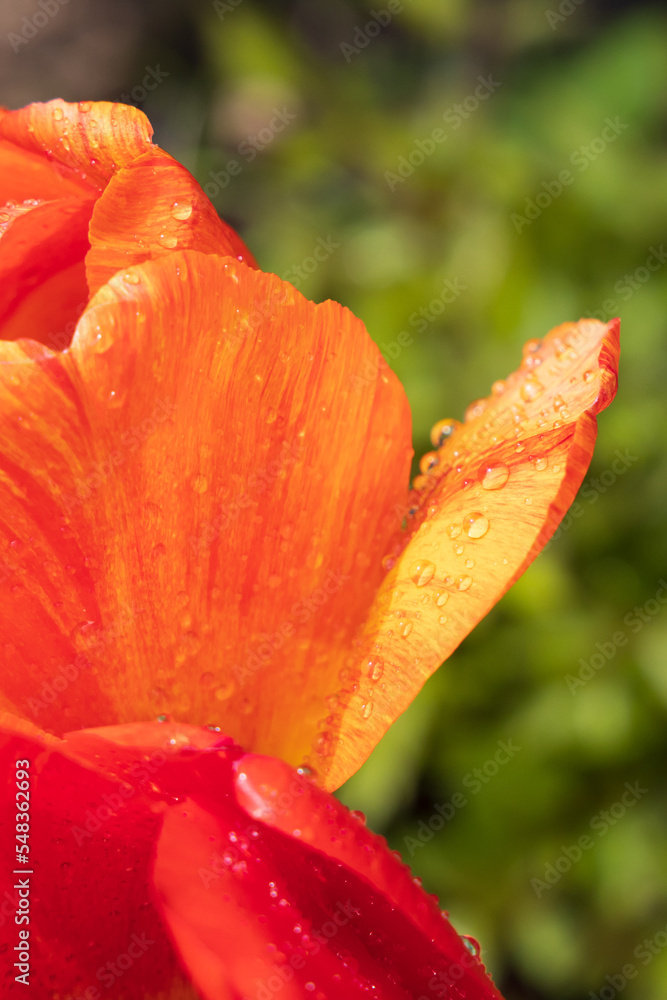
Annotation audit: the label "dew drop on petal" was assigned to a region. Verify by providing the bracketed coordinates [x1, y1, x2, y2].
[399, 621, 413, 638]
[430, 418, 460, 448]
[464, 512, 489, 538]
[159, 233, 178, 248]
[520, 377, 543, 402]
[366, 659, 384, 681]
[480, 462, 509, 490]
[361, 701, 373, 719]
[456, 575, 473, 591]
[171, 201, 193, 220]
[419, 451, 439, 475]
[409, 560, 436, 587]
[192, 474, 209, 494]
[462, 935, 481, 958]
[433, 591, 448, 607]
[446, 523, 461, 539]
[583, 370, 595, 383]
[534, 456, 548, 471]
[53, 107, 64, 121]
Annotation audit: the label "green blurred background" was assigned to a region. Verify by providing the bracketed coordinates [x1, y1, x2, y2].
[4, 0, 666, 996]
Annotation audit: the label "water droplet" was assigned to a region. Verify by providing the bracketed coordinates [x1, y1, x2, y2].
[583, 369, 594, 383]
[465, 398, 486, 421]
[171, 201, 193, 220]
[523, 338, 541, 356]
[465, 558, 475, 568]
[158, 233, 178, 249]
[53, 107, 64, 121]
[399, 621, 413, 638]
[520, 376, 543, 402]
[462, 935, 481, 957]
[534, 456, 548, 471]
[553, 394, 567, 411]
[524, 496, 533, 505]
[409, 560, 436, 587]
[361, 701, 373, 719]
[419, 451, 439, 475]
[381, 554, 396, 571]
[446, 523, 461, 539]
[78, 101, 92, 113]
[123, 271, 140, 285]
[453, 543, 464, 555]
[366, 659, 384, 681]
[464, 512, 489, 539]
[433, 591, 448, 607]
[296, 765, 317, 778]
[192, 474, 208, 494]
[456, 575, 473, 591]
[480, 463, 509, 490]
[350, 809, 366, 824]
[491, 379, 506, 395]
[438, 615, 448, 625]
[430, 418, 460, 449]
[214, 679, 235, 701]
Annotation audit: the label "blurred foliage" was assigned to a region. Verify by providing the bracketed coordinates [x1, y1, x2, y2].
[5, 0, 667, 997]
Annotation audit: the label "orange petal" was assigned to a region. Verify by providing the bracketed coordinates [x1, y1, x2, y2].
[86, 147, 257, 295]
[0, 197, 93, 344]
[0, 99, 153, 192]
[0, 252, 412, 763]
[312, 318, 620, 789]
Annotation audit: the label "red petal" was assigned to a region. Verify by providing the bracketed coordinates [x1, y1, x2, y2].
[153, 750, 504, 1000]
[86, 147, 257, 295]
[312, 319, 620, 788]
[0, 198, 93, 344]
[0, 252, 412, 764]
[0, 100, 153, 192]
[0, 715, 197, 999]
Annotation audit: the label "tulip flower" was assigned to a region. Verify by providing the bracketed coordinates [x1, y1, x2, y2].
[0, 100, 619, 999]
